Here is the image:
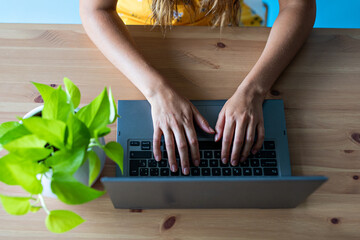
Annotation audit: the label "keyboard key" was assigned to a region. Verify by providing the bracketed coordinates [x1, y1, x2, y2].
[210, 159, 218, 167]
[130, 151, 152, 159]
[139, 160, 146, 167]
[181, 170, 190, 176]
[261, 159, 277, 167]
[220, 161, 229, 167]
[130, 141, 140, 146]
[130, 169, 138, 176]
[139, 168, 148, 176]
[264, 168, 278, 176]
[191, 168, 201, 176]
[250, 159, 260, 167]
[264, 141, 275, 149]
[170, 169, 180, 176]
[148, 160, 158, 167]
[130, 160, 146, 169]
[212, 168, 221, 176]
[199, 159, 208, 167]
[262, 151, 276, 158]
[150, 168, 159, 176]
[158, 160, 168, 167]
[253, 168, 262, 176]
[141, 141, 151, 146]
[233, 168, 242, 176]
[240, 160, 249, 167]
[141, 145, 151, 150]
[243, 168, 252, 176]
[202, 168, 211, 176]
[160, 168, 169, 176]
[204, 151, 213, 158]
[198, 141, 222, 150]
[214, 151, 221, 158]
[222, 168, 232, 176]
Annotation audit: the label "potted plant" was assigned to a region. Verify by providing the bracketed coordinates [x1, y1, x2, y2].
[0, 78, 123, 233]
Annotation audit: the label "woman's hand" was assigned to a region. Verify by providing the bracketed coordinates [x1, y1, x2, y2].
[148, 87, 215, 175]
[214, 85, 265, 166]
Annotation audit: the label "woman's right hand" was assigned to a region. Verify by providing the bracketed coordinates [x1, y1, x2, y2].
[148, 87, 215, 175]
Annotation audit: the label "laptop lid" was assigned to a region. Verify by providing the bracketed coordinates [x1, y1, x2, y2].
[101, 176, 327, 209]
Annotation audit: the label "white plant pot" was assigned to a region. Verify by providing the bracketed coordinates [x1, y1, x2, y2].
[24, 105, 106, 198]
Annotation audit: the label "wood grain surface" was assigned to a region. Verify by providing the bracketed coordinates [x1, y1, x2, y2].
[0, 24, 359, 240]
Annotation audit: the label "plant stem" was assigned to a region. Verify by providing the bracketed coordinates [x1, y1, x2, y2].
[38, 194, 50, 215]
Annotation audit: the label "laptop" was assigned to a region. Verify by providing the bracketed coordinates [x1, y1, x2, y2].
[101, 99, 327, 209]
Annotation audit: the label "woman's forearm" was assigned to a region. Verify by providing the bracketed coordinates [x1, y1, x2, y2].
[80, 0, 170, 99]
[240, 0, 316, 95]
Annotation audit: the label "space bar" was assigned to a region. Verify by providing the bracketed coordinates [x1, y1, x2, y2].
[198, 141, 222, 150]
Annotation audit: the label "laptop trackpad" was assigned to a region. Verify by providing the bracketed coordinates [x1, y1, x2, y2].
[194, 105, 222, 138]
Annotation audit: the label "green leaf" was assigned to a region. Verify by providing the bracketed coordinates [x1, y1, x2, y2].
[104, 141, 123, 173]
[22, 117, 66, 149]
[76, 88, 110, 137]
[30, 206, 42, 213]
[0, 124, 31, 151]
[42, 86, 73, 122]
[32, 82, 56, 103]
[66, 114, 90, 149]
[94, 127, 111, 138]
[0, 195, 31, 215]
[51, 172, 105, 205]
[63, 77, 81, 109]
[108, 87, 117, 124]
[45, 210, 85, 233]
[0, 155, 44, 194]
[0, 121, 20, 137]
[88, 150, 101, 186]
[3, 134, 52, 161]
[46, 147, 86, 175]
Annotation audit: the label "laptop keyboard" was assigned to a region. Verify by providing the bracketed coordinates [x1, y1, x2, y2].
[128, 139, 278, 177]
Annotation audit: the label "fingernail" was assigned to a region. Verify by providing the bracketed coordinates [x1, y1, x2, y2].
[231, 160, 236, 166]
[209, 127, 215, 133]
[171, 164, 176, 172]
[251, 149, 257, 155]
[194, 160, 199, 166]
[155, 155, 160, 161]
[215, 135, 218, 141]
[184, 167, 189, 175]
[222, 158, 227, 164]
[240, 157, 246, 162]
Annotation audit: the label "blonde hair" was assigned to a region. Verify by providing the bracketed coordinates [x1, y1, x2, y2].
[150, 0, 241, 29]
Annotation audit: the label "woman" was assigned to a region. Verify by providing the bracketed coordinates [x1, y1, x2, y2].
[80, 0, 316, 175]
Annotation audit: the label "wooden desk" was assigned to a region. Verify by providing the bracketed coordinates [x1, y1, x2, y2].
[0, 24, 359, 240]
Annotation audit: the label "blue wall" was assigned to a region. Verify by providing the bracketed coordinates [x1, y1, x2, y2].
[0, 0, 81, 24]
[263, 0, 360, 28]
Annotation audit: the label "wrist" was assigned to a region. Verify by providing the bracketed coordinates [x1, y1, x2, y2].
[146, 82, 176, 105]
[236, 81, 267, 99]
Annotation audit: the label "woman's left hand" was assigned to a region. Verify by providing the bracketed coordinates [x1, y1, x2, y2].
[215, 84, 266, 166]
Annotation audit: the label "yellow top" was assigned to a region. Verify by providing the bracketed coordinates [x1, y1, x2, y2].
[116, 0, 263, 26]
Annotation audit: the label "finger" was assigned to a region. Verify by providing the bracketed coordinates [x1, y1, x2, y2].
[221, 117, 235, 164]
[153, 127, 162, 161]
[192, 105, 215, 134]
[172, 122, 190, 175]
[252, 120, 265, 155]
[240, 118, 256, 162]
[162, 127, 177, 172]
[184, 123, 200, 167]
[230, 118, 247, 166]
[214, 110, 225, 142]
